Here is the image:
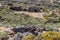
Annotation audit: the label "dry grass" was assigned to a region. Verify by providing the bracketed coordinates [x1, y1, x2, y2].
[15, 11, 44, 18]
[0, 27, 6, 32]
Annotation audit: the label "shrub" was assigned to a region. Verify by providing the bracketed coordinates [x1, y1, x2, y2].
[22, 34, 35, 40]
[0, 32, 8, 40]
[42, 31, 60, 40]
[33, 32, 42, 40]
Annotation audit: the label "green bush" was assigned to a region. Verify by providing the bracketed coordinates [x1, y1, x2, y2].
[0, 32, 8, 40]
[42, 31, 60, 40]
[33, 32, 42, 40]
[22, 34, 35, 40]
[22, 32, 60, 40]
